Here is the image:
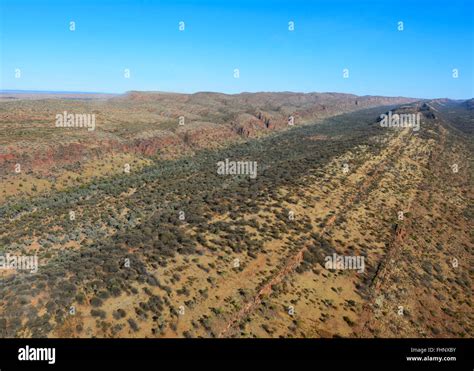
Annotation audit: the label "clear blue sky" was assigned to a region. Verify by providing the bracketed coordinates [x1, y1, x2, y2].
[0, 0, 473, 98]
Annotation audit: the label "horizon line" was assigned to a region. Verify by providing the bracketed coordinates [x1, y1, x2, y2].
[1, 89, 472, 101]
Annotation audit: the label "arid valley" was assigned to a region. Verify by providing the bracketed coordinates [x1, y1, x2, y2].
[0, 91, 472, 339]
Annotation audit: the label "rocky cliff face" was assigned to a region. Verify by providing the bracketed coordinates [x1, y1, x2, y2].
[0, 91, 419, 176]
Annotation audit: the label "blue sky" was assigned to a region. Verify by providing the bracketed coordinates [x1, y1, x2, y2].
[0, 0, 473, 98]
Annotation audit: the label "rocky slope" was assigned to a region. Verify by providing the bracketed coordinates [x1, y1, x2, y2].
[0, 92, 418, 177]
